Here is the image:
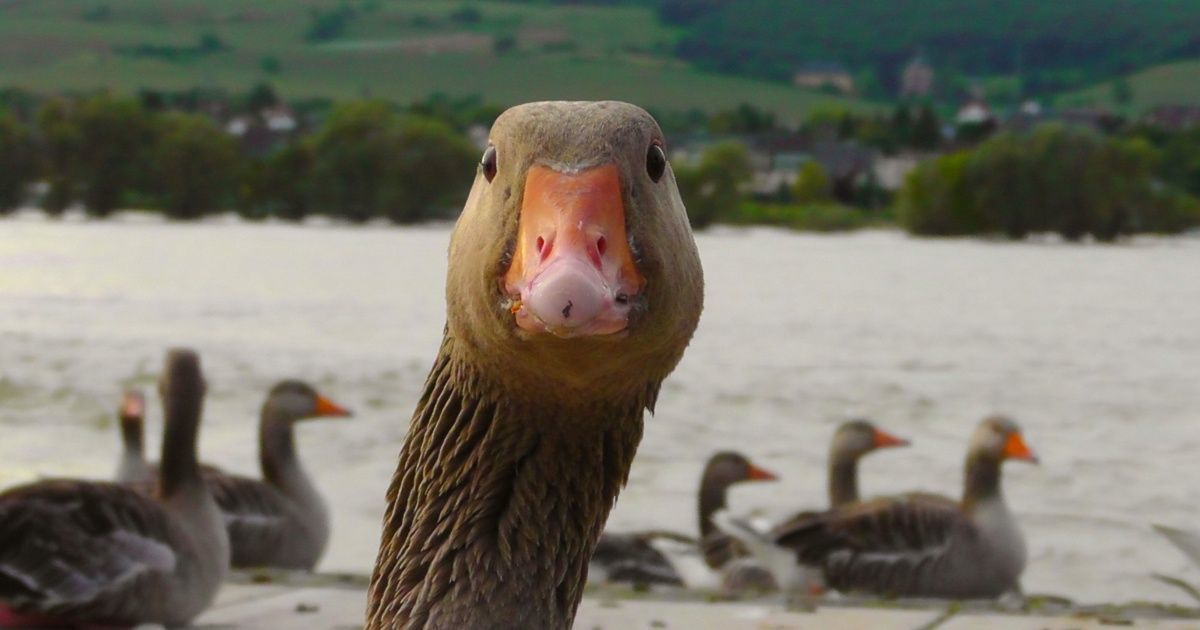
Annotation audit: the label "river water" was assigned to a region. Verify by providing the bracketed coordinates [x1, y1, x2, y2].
[1, 212, 1198, 604]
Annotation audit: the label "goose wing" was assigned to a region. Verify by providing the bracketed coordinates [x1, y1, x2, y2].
[772, 494, 967, 595]
[204, 473, 293, 567]
[0, 479, 179, 618]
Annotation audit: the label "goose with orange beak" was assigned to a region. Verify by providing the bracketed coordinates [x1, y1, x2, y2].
[771, 416, 1037, 599]
[367, 101, 703, 629]
[117, 380, 353, 571]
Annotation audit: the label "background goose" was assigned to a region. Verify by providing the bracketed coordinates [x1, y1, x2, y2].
[711, 419, 909, 593]
[366, 101, 703, 629]
[0, 349, 228, 627]
[697, 452, 779, 570]
[824, 419, 910, 507]
[772, 416, 1037, 600]
[116, 380, 352, 571]
[114, 388, 151, 485]
[591, 451, 776, 588]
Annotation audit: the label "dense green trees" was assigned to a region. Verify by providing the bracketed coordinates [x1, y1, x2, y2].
[307, 102, 475, 223]
[673, 141, 752, 229]
[4, 89, 1199, 241]
[0, 113, 35, 213]
[154, 114, 240, 219]
[897, 125, 1200, 240]
[1, 93, 479, 223]
[240, 143, 314, 221]
[75, 96, 154, 216]
[792, 161, 831, 203]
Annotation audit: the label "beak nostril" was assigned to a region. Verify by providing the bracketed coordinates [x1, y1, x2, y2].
[536, 236, 547, 260]
[596, 236, 607, 257]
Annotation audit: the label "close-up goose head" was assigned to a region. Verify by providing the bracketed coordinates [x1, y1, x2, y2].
[445, 100, 703, 399]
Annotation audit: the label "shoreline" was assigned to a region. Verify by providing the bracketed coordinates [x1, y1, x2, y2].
[204, 571, 1200, 629]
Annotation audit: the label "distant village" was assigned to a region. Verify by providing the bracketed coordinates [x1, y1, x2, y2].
[663, 55, 1200, 210]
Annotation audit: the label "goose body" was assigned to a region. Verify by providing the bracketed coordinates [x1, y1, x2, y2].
[711, 420, 909, 593]
[592, 452, 776, 588]
[0, 349, 228, 626]
[773, 416, 1037, 599]
[367, 101, 703, 629]
[116, 380, 351, 571]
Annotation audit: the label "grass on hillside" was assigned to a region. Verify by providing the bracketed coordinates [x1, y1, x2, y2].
[0, 0, 873, 120]
[1057, 60, 1200, 115]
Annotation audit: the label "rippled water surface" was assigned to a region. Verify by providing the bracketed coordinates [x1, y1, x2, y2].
[1, 214, 1198, 604]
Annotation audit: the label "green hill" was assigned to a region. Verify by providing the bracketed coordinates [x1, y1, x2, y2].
[0, 0, 871, 121]
[1057, 60, 1200, 115]
[670, 0, 1200, 99]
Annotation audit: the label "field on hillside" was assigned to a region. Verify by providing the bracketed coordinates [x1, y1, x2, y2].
[1059, 60, 1200, 115]
[0, 0, 869, 120]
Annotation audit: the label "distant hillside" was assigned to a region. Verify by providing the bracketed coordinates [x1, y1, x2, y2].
[1058, 60, 1200, 115]
[670, 0, 1200, 98]
[0, 0, 871, 121]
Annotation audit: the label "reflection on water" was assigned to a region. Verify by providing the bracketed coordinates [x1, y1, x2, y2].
[1, 214, 1198, 603]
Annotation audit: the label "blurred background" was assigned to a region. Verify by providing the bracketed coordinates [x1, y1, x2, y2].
[1, 0, 1199, 609]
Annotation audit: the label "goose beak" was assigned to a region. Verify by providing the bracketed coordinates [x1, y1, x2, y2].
[503, 163, 645, 338]
[872, 428, 910, 449]
[121, 390, 145, 420]
[1002, 432, 1038, 464]
[314, 395, 353, 418]
[745, 463, 778, 482]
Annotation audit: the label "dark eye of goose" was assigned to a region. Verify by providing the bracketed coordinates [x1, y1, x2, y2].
[646, 143, 666, 182]
[481, 145, 497, 183]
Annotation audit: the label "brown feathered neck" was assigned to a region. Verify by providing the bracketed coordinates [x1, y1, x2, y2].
[120, 413, 144, 456]
[962, 450, 1004, 512]
[259, 403, 299, 487]
[367, 335, 654, 629]
[158, 370, 206, 499]
[696, 463, 751, 543]
[827, 452, 861, 508]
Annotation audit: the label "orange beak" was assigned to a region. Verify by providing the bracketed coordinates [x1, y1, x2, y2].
[503, 163, 644, 338]
[745, 463, 779, 482]
[1002, 432, 1038, 464]
[313, 395, 352, 418]
[872, 428, 910, 449]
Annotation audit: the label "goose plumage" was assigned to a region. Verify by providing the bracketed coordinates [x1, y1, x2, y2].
[366, 101, 703, 629]
[0, 349, 229, 627]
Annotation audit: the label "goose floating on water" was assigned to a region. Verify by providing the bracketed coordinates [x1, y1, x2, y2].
[366, 101, 704, 629]
[0, 349, 229, 627]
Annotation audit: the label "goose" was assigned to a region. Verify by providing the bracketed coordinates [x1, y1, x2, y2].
[366, 101, 704, 629]
[114, 388, 151, 484]
[591, 451, 777, 587]
[0, 349, 229, 627]
[116, 380, 352, 571]
[771, 416, 1037, 599]
[710, 419, 909, 593]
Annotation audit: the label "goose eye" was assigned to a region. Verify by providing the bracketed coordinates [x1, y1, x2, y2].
[481, 145, 497, 183]
[646, 143, 667, 182]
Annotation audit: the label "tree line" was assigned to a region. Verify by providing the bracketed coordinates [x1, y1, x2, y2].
[896, 124, 1200, 240]
[0, 93, 478, 223]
